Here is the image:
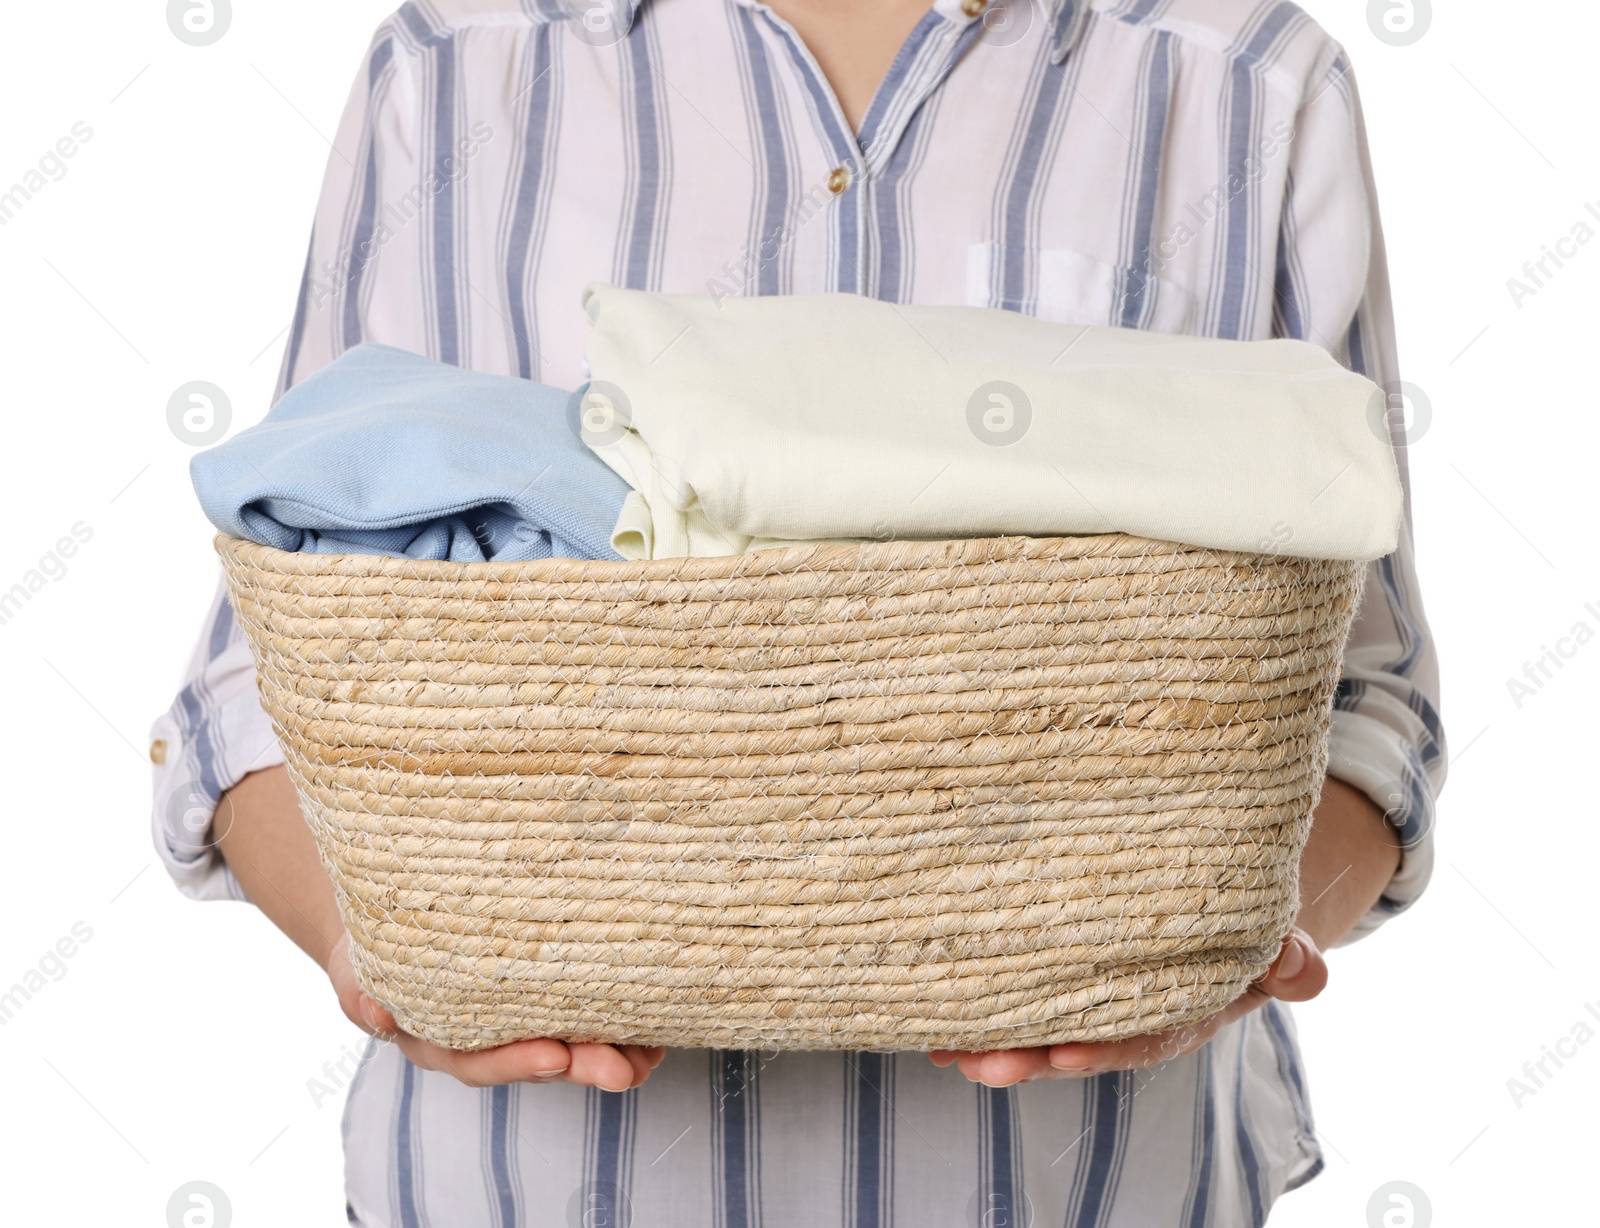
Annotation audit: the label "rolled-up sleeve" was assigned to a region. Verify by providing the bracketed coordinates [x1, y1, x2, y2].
[149, 575, 284, 901]
[1273, 45, 1448, 942]
[151, 21, 428, 900]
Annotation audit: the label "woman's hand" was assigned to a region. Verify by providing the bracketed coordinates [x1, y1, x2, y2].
[212, 769, 665, 1093]
[327, 932, 665, 1092]
[930, 775, 1399, 1088]
[928, 927, 1326, 1087]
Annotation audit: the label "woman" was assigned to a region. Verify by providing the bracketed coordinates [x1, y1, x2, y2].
[149, 0, 1444, 1223]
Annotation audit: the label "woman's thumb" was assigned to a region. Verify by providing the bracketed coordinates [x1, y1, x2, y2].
[1262, 930, 1328, 1003]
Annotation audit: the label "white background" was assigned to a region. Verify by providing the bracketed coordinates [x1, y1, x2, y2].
[0, 1, 1594, 1224]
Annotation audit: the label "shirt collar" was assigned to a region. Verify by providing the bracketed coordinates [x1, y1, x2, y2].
[929, 0, 1088, 62]
[563, 0, 1088, 63]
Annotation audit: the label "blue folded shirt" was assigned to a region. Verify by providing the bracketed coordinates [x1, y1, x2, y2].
[191, 344, 630, 562]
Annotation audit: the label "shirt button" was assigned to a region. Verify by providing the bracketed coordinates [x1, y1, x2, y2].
[961, 0, 987, 15]
[827, 165, 851, 195]
[149, 738, 168, 765]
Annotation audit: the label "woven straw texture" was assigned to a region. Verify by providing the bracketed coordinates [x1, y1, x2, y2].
[217, 532, 1365, 1052]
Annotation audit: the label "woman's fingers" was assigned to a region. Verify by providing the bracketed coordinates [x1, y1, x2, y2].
[374, 1023, 664, 1091]
[384, 1034, 664, 1091]
[356, 993, 399, 1039]
[931, 928, 1334, 1087]
[325, 928, 666, 1091]
[1255, 929, 1328, 1004]
[1047, 1016, 1222, 1077]
[564, 1042, 643, 1092]
[954, 1049, 1056, 1087]
[618, 1045, 666, 1089]
[633, 1045, 667, 1078]
[393, 1036, 572, 1087]
[929, 1016, 1229, 1086]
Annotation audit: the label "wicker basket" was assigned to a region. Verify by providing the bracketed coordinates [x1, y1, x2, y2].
[217, 532, 1365, 1052]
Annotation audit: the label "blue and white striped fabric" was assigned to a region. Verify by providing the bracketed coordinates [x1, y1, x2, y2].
[148, 0, 1447, 1223]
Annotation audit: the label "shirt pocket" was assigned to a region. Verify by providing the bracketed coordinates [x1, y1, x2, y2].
[965, 242, 1198, 335]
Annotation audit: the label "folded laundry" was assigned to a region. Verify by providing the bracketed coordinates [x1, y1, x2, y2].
[191, 344, 631, 562]
[579, 284, 1404, 562]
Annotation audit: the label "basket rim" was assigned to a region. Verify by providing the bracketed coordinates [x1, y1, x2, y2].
[213, 530, 1290, 585]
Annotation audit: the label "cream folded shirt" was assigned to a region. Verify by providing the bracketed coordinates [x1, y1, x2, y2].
[579, 283, 1402, 562]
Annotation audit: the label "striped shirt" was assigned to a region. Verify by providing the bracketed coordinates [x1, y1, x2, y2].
[147, 0, 1447, 1223]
